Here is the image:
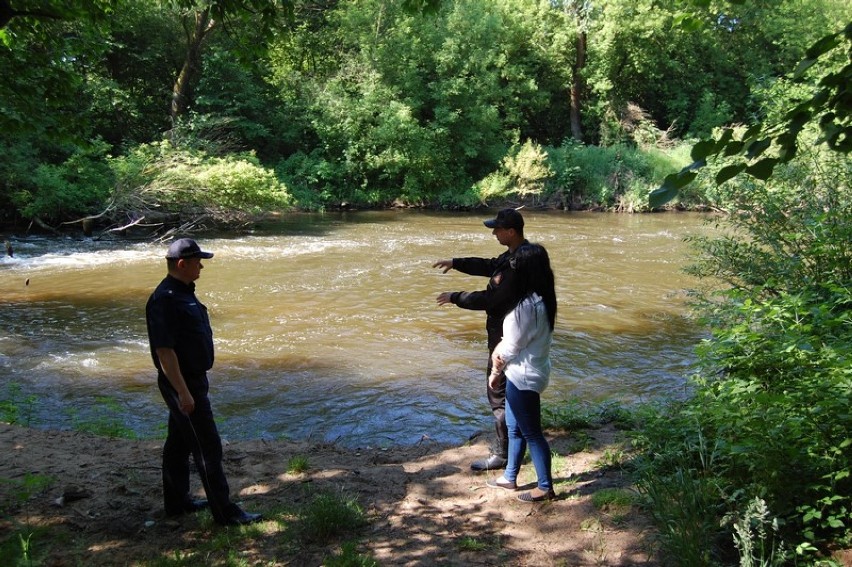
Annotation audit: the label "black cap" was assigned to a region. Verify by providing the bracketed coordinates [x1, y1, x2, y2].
[165, 238, 214, 259]
[483, 208, 524, 230]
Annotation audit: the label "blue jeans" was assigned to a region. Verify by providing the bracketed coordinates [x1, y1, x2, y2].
[503, 380, 552, 491]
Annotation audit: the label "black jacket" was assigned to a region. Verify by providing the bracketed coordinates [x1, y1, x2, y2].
[146, 275, 215, 382]
[451, 240, 528, 350]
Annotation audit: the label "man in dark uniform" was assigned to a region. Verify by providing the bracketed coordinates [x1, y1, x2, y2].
[146, 238, 262, 526]
[434, 208, 529, 471]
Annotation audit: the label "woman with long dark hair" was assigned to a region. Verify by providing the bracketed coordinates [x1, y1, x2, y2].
[486, 243, 557, 502]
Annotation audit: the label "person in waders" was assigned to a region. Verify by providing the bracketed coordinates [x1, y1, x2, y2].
[434, 208, 529, 471]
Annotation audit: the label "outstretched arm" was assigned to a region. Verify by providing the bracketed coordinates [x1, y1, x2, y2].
[436, 291, 455, 305]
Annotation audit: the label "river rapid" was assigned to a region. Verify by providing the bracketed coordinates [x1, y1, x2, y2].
[0, 210, 712, 447]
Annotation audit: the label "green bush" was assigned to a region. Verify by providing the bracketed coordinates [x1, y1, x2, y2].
[636, 146, 852, 564]
[11, 140, 114, 222]
[478, 139, 553, 205]
[110, 140, 291, 219]
[542, 140, 694, 210]
[297, 492, 366, 544]
[0, 383, 36, 426]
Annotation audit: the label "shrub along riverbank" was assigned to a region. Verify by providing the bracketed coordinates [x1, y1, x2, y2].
[633, 145, 852, 565]
[1, 134, 700, 239]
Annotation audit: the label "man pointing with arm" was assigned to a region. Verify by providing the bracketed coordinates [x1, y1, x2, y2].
[434, 208, 529, 471]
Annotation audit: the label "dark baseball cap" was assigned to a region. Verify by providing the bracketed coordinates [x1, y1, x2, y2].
[165, 238, 214, 259]
[483, 208, 524, 230]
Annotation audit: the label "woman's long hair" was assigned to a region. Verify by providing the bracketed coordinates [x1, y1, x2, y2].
[509, 243, 557, 331]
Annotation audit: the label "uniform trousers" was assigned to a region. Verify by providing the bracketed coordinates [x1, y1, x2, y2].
[157, 374, 239, 524]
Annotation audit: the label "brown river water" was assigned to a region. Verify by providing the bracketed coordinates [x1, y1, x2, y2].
[0, 210, 714, 447]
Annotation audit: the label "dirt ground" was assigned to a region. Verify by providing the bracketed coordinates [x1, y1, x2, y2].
[0, 422, 661, 566]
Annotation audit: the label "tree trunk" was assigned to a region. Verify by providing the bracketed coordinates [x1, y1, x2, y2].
[0, 0, 13, 29]
[170, 9, 215, 127]
[569, 28, 586, 142]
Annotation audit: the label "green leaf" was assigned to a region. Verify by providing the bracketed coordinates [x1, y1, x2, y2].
[745, 138, 772, 159]
[745, 158, 778, 180]
[777, 144, 798, 163]
[793, 57, 819, 79]
[723, 140, 745, 156]
[649, 170, 696, 208]
[716, 164, 746, 184]
[743, 124, 763, 141]
[788, 110, 811, 134]
[676, 16, 704, 33]
[691, 139, 718, 161]
[804, 31, 842, 60]
[775, 132, 798, 162]
[802, 508, 822, 523]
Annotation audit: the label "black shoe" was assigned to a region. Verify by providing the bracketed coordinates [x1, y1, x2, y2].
[471, 454, 508, 471]
[184, 499, 209, 513]
[220, 510, 263, 526]
[165, 498, 209, 517]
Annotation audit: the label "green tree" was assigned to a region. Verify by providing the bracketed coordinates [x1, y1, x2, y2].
[86, 2, 185, 147]
[0, 0, 111, 30]
[0, 0, 293, 224]
[650, 10, 850, 207]
[638, 143, 852, 562]
[1, 0, 293, 134]
[271, 0, 576, 207]
[585, 0, 847, 145]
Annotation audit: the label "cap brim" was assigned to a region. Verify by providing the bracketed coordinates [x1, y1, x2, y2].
[170, 251, 214, 259]
[483, 220, 498, 228]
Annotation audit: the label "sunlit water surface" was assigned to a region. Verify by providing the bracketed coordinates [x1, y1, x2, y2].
[0, 211, 714, 447]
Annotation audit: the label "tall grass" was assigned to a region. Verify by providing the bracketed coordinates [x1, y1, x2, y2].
[543, 140, 697, 211]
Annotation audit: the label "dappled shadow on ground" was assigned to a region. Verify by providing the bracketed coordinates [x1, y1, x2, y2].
[0, 423, 659, 566]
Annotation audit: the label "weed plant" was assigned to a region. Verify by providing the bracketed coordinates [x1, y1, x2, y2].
[67, 396, 138, 439]
[457, 536, 489, 552]
[323, 541, 379, 567]
[542, 139, 695, 211]
[287, 455, 309, 474]
[728, 497, 789, 567]
[542, 399, 642, 432]
[0, 473, 56, 566]
[0, 382, 37, 426]
[591, 488, 638, 525]
[297, 491, 367, 545]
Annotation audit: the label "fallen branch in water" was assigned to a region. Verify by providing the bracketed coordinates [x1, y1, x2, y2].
[105, 216, 147, 233]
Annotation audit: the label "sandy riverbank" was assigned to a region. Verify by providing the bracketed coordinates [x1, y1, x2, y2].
[0, 422, 658, 565]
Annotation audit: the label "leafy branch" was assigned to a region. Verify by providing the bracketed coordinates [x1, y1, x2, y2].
[650, 22, 851, 209]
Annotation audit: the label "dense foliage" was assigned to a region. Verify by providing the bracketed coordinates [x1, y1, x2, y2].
[634, 141, 852, 564]
[652, 21, 852, 208]
[1, 0, 848, 230]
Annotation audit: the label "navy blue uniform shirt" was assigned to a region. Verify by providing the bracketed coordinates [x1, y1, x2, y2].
[146, 275, 214, 382]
